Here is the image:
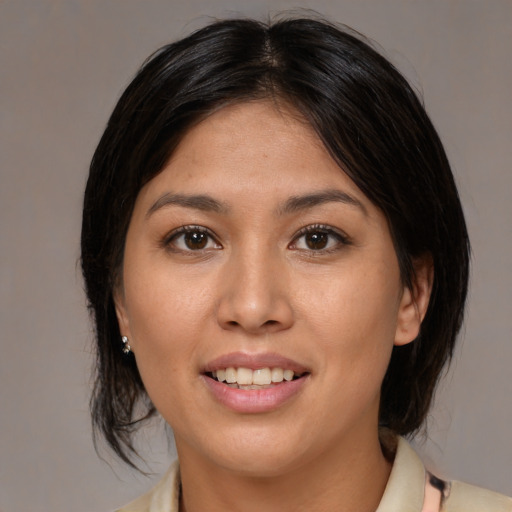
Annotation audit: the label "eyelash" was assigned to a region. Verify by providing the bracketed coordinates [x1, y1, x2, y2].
[162, 224, 351, 254]
[289, 224, 351, 253]
[163, 225, 221, 253]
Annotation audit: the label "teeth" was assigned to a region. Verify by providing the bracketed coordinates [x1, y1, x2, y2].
[237, 367, 253, 385]
[225, 367, 237, 384]
[271, 368, 284, 382]
[253, 368, 272, 385]
[210, 367, 303, 386]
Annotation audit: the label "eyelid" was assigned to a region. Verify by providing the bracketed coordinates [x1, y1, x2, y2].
[289, 224, 351, 251]
[162, 225, 221, 251]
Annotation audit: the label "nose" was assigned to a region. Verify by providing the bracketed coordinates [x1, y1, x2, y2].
[216, 245, 294, 335]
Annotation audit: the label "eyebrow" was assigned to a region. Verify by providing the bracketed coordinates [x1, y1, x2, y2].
[277, 189, 367, 216]
[147, 193, 230, 217]
[147, 188, 367, 218]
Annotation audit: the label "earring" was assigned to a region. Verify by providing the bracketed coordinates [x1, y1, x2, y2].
[121, 335, 132, 355]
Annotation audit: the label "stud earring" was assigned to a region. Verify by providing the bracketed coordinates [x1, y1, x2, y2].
[121, 335, 132, 354]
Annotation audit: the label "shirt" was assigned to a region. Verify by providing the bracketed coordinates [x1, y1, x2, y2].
[117, 437, 512, 511]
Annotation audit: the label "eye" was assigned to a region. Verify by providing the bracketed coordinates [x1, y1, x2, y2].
[165, 226, 221, 252]
[290, 225, 350, 252]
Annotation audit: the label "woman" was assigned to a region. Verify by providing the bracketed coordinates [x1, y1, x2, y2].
[81, 17, 511, 512]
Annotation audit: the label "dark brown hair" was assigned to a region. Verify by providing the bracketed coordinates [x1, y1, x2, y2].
[81, 16, 470, 468]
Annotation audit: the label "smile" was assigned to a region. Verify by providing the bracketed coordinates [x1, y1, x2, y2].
[207, 367, 305, 388]
[201, 352, 311, 412]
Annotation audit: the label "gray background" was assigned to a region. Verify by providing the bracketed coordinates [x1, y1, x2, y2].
[1, 1, 511, 510]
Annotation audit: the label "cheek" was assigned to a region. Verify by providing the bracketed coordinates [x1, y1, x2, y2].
[303, 264, 401, 345]
[124, 252, 213, 338]
[122, 274, 211, 422]
[120, 258, 217, 395]
[300, 260, 401, 395]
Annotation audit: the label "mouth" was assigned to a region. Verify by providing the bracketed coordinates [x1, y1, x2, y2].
[201, 353, 311, 412]
[205, 367, 308, 390]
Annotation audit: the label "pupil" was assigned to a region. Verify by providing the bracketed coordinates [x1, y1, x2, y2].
[306, 232, 328, 250]
[185, 232, 207, 249]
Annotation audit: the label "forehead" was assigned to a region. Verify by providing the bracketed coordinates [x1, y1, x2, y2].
[136, 101, 370, 212]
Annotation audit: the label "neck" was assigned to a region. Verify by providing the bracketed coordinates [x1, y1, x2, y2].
[176, 427, 392, 512]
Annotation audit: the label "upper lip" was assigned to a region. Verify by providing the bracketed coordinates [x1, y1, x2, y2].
[203, 352, 310, 374]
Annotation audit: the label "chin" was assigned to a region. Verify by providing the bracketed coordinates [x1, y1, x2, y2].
[216, 449, 305, 478]
[196, 426, 310, 477]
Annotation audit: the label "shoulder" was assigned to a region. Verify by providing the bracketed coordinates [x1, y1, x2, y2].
[377, 435, 512, 512]
[444, 480, 512, 512]
[116, 460, 180, 512]
[113, 444, 512, 512]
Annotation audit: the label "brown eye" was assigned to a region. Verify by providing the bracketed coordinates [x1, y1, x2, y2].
[166, 226, 221, 252]
[184, 231, 208, 250]
[291, 225, 349, 253]
[305, 232, 329, 250]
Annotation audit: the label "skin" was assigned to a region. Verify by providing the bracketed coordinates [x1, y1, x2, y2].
[115, 101, 432, 512]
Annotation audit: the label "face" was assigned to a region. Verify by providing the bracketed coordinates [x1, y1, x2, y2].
[115, 101, 426, 476]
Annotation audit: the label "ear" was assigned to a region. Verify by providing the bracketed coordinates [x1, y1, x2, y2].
[394, 255, 434, 346]
[113, 285, 134, 349]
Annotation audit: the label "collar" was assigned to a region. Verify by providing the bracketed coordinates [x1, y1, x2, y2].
[118, 437, 426, 512]
[376, 436, 425, 511]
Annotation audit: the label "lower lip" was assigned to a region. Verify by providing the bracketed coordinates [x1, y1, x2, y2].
[201, 375, 309, 413]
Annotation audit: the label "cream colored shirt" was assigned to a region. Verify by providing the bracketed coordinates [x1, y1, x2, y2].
[117, 438, 512, 512]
